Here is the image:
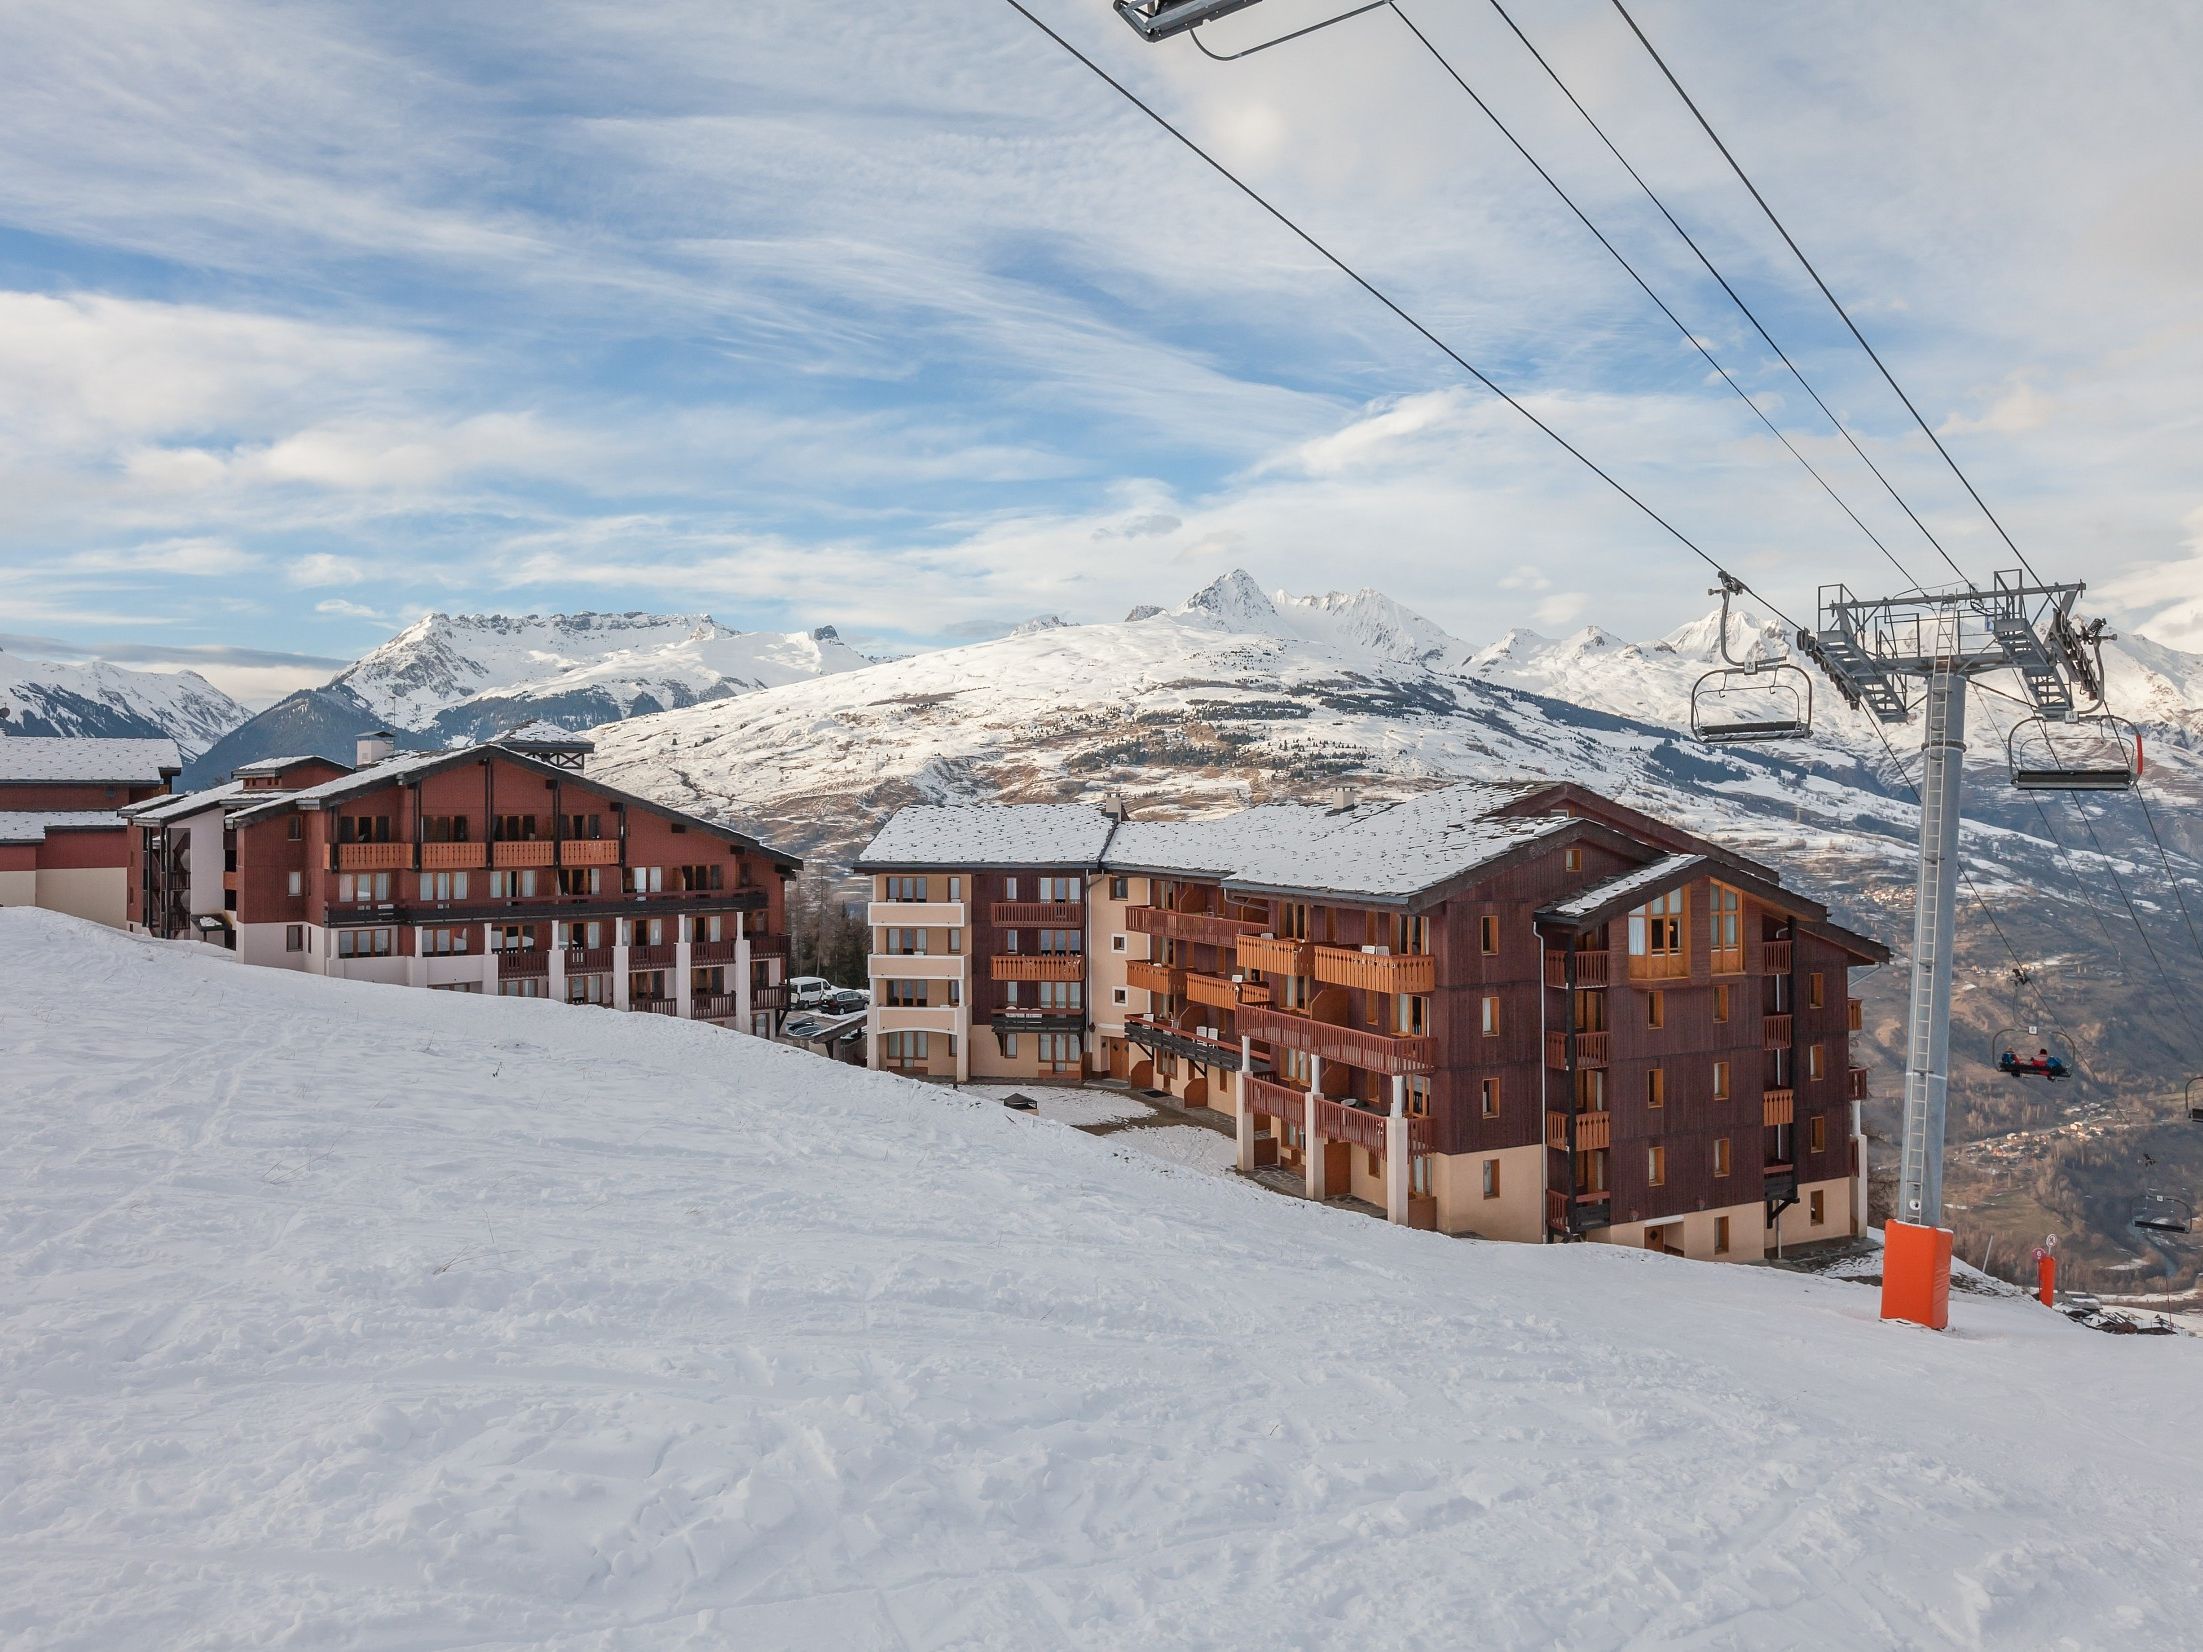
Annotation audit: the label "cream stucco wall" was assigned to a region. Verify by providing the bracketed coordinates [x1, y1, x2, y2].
[1433, 1142, 1547, 1242]
[0, 870, 36, 909]
[35, 867, 126, 929]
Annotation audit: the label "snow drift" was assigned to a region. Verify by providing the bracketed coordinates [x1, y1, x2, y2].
[2, 907, 2198, 1649]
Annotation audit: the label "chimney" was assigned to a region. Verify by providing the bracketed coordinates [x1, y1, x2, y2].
[355, 730, 396, 767]
[1100, 793, 1133, 822]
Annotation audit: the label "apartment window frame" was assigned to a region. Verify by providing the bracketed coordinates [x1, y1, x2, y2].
[1714, 1136, 1732, 1178]
[1479, 1075, 1500, 1119]
[1646, 1067, 1665, 1110]
[1809, 1114, 1828, 1154]
[1480, 993, 1500, 1037]
[1714, 983, 1731, 1024]
[1481, 1158, 1501, 1199]
[1647, 1144, 1667, 1187]
[1809, 1190, 1826, 1226]
[1714, 1215, 1731, 1255]
[1646, 990, 1664, 1030]
[1478, 914, 1500, 956]
[1713, 1059, 1731, 1100]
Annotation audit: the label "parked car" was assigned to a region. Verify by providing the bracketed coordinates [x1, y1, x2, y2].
[788, 976, 834, 1009]
[823, 988, 870, 1014]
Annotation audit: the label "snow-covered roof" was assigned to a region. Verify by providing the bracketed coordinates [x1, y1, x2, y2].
[0, 810, 126, 843]
[1545, 852, 1706, 921]
[1104, 805, 1339, 876]
[121, 780, 268, 824]
[1216, 784, 1569, 902]
[227, 749, 454, 824]
[0, 736, 182, 784]
[858, 804, 1117, 869]
[230, 755, 338, 778]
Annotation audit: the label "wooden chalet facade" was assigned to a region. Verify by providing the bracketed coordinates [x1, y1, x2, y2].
[857, 782, 1884, 1262]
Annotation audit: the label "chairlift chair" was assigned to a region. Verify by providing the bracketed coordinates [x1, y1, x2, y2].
[2133, 1193, 2195, 1236]
[1690, 662, 1814, 744]
[1991, 1026, 2075, 1082]
[2006, 712, 2141, 792]
[1112, 0, 1271, 39]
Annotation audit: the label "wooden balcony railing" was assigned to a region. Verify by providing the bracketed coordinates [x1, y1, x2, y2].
[749, 933, 789, 956]
[754, 985, 789, 1013]
[497, 949, 549, 977]
[1626, 951, 1689, 983]
[1235, 1004, 1434, 1076]
[1578, 1110, 1612, 1151]
[693, 992, 739, 1019]
[991, 901, 1082, 927]
[1126, 959, 1183, 996]
[560, 839, 619, 867]
[332, 841, 413, 871]
[564, 946, 613, 972]
[1311, 946, 1434, 996]
[420, 841, 486, 870]
[1317, 1096, 1388, 1153]
[491, 840, 556, 868]
[1236, 934, 1310, 977]
[634, 998, 681, 1016]
[990, 953, 1083, 982]
[1761, 939, 1794, 975]
[1185, 971, 1269, 1010]
[1126, 905, 1268, 948]
[691, 938, 737, 964]
[1544, 1029, 1612, 1069]
[1848, 997, 1864, 1032]
[1847, 1066, 1870, 1101]
[1244, 1073, 1302, 1123]
[1545, 950, 1612, 988]
[1763, 1012, 1794, 1050]
[631, 943, 677, 968]
[1763, 1088, 1796, 1126]
[1546, 1109, 1569, 1149]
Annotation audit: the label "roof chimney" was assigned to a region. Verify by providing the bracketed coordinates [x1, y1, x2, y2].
[355, 730, 396, 767]
[1101, 793, 1133, 822]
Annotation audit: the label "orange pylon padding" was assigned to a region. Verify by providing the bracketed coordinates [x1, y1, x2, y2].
[1881, 1220, 1953, 1330]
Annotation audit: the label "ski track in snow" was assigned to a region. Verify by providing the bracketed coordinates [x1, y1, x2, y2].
[2, 907, 2199, 1650]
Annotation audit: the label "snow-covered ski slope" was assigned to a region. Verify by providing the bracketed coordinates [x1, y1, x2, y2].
[4, 907, 2198, 1650]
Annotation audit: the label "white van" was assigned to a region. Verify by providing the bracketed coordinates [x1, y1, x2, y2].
[789, 976, 834, 1009]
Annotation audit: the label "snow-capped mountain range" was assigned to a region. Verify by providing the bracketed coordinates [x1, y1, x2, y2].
[182, 612, 872, 786]
[0, 648, 249, 757]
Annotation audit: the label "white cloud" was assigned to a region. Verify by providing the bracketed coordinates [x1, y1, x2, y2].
[287, 553, 366, 588]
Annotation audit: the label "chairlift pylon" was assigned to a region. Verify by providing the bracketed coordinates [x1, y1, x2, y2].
[1690, 574, 1813, 745]
[2006, 712, 2141, 792]
[1991, 1025, 2075, 1082]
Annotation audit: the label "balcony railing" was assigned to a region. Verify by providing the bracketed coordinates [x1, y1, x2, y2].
[1546, 1109, 1612, 1151]
[1544, 1029, 1612, 1070]
[749, 932, 789, 955]
[1761, 939, 1794, 975]
[692, 938, 736, 964]
[1185, 971, 1266, 1011]
[991, 901, 1082, 927]
[1317, 1096, 1388, 1153]
[1236, 1004, 1433, 1076]
[990, 953, 1083, 982]
[1236, 934, 1310, 976]
[421, 841, 486, 870]
[1847, 1066, 1870, 1101]
[332, 841, 413, 871]
[631, 943, 677, 968]
[991, 1009, 1084, 1034]
[1763, 1088, 1796, 1126]
[497, 949, 549, 978]
[693, 992, 739, 1019]
[1126, 959, 1183, 996]
[634, 997, 680, 1016]
[492, 840, 556, 868]
[1311, 946, 1434, 995]
[1626, 951, 1689, 983]
[565, 946, 613, 972]
[1763, 1012, 1794, 1050]
[1848, 997, 1864, 1032]
[1544, 950, 1612, 988]
[560, 839, 619, 867]
[1243, 1073, 1301, 1122]
[866, 899, 964, 929]
[1125, 1015, 1257, 1073]
[1126, 905, 1267, 948]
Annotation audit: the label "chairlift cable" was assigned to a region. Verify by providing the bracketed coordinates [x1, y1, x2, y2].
[1477, 0, 1972, 592]
[1607, 0, 2047, 590]
[2131, 785, 2203, 973]
[998, 0, 1805, 630]
[1971, 685, 2131, 964]
[2062, 793, 2174, 990]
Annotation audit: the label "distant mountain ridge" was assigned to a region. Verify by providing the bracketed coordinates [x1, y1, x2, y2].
[0, 649, 248, 757]
[182, 610, 872, 787]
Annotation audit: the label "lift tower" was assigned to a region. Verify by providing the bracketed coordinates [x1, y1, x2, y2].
[1803, 574, 2104, 1327]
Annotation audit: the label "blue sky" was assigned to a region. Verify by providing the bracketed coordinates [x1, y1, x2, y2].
[3, 0, 2200, 703]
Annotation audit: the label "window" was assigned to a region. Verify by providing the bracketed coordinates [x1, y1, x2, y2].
[1111, 934, 1126, 953]
[1714, 1136, 1731, 1177]
[1112, 986, 1128, 1006]
[1398, 994, 1430, 1037]
[1807, 1043, 1827, 1081]
[336, 814, 392, 844]
[630, 969, 668, 1003]
[336, 927, 394, 958]
[1040, 876, 1080, 903]
[489, 924, 534, 952]
[1479, 1076, 1500, 1119]
[1480, 994, 1500, 1037]
[1038, 927, 1082, 955]
[1037, 1032, 1081, 1072]
[286, 816, 303, 842]
[1479, 914, 1500, 956]
[1575, 1067, 1605, 1110]
[1646, 1068, 1665, 1109]
[947, 929, 963, 954]
[424, 815, 471, 843]
[423, 926, 470, 955]
[420, 870, 470, 903]
[883, 978, 927, 1008]
[495, 814, 537, 842]
[881, 1032, 927, 1067]
[557, 867, 600, 896]
[947, 876, 962, 901]
[1646, 990, 1664, 1030]
[287, 871, 304, 898]
[568, 972, 612, 1005]
[1003, 877, 1017, 901]
[883, 927, 928, 956]
[1001, 1032, 1019, 1059]
[562, 813, 603, 841]
[337, 871, 392, 905]
[1411, 1154, 1433, 1196]
[490, 869, 538, 899]
[1628, 888, 1686, 975]
[430, 981, 481, 994]
[1405, 1074, 1432, 1116]
[567, 920, 605, 949]
[1809, 1114, 1828, 1154]
[675, 863, 723, 892]
[1647, 1144, 1667, 1187]
[1808, 971, 1825, 1009]
[499, 977, 549, 998]
[1709, 882, 1743, 973]
[1564, 846, 1583, 872]
[624, 865, 664, 894]
[1037, 981, 1082, 1011]
[285, 924, 304, 953]
[1714, 983, 1731, 1024]
[1109, 876, 1128, 901]
[1481, 1159, 1500, 1199]
[1714, 1215, 1731, 1255]
[1397, 913, 1431, 956]
[1366, 1148, 1380, 1179]
[1809, 1191, 1826, 1226]
[1712, 1060, 1731, 1100]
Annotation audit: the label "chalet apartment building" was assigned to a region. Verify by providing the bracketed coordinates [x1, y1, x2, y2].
[857, 781, 1884, 1262]
[0, 737, 183, 928]
[124, 732, 800, 1036]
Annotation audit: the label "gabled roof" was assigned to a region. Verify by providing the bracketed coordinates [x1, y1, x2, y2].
[0, 736, 182, 785]
[231, 754, 348, 779]
[858, 804, 1117, 871]
[121, 780, 258, 824]
[1541, 853, 1706, 926]
[1215, 784, 1563, 904]
[1104, 805, 1338, 877]
[0, 810, 125, 844]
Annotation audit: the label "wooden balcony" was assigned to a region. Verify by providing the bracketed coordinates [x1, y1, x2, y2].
[1761, 939, 1794, 975]
[989, 953, 1083, 982]
[1125, 959, 1183, 996]
[1847, 1066, 1870, 1101]
[1763, 1012, 1794, 1050]
[560, 838, 619, 867]
[991, 901, 1082, 927]
[1544, 1029, 1612, 1069]
[1848, 997, 1864, 1032]
[420, 841, 486, 870]
[866, 900, 964, 929]
[633, 998, 681, 1016]
[1125, 1015, 1257, 1073]
[332, 841, 413, 871]
[1185, 971, 1268, 1011]
[1763, 1088, 1796, 1126]
[692, 938, 737, 964]
[1126, 905, 1267, 948]
[564, 946, 613, 972]
[1237, 934, 1310, 976]
[1236, 1003, 1434, 1076]
[492, 840, 556, 868]
[1546, 1109, 1612, 1150]
[1243, 1073, 1303, 1123]
[693, 992, 739, 1019]
[1317, 1096, 1388, 1153]
[1312, 946, 1434, 995]
[1544, 950, 1612, 988]
[631, 943, 677, 968]
[497, 949, 549, 978]
[1626, 951, 1689, 984]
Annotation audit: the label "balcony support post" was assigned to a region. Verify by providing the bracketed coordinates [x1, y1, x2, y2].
[736, 913, 753, 1033]
[1303, 1055, 1327, 1200]
[547, 923, 567, 1004]
[1236, 1035, 1258, 1174]
[1385, 1075, 1410, 1226]
[675, 911, 694, 1021]
[612, 917, 631, 1011]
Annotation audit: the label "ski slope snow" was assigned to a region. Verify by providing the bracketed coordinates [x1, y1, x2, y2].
[4, 907, 2200, 1649]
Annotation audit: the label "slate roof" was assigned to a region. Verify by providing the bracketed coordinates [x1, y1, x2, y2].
[0, 810, 127, 844]
[857, 804, 1118, 870]
[0, 737, 182, 785]
[121, 780, 257, 824]
[1544, 853, 1705, 921]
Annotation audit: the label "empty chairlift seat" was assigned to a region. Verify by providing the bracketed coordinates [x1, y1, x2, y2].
[2005, 713, 2141, 792]
[1690, 663, 1814, 744]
